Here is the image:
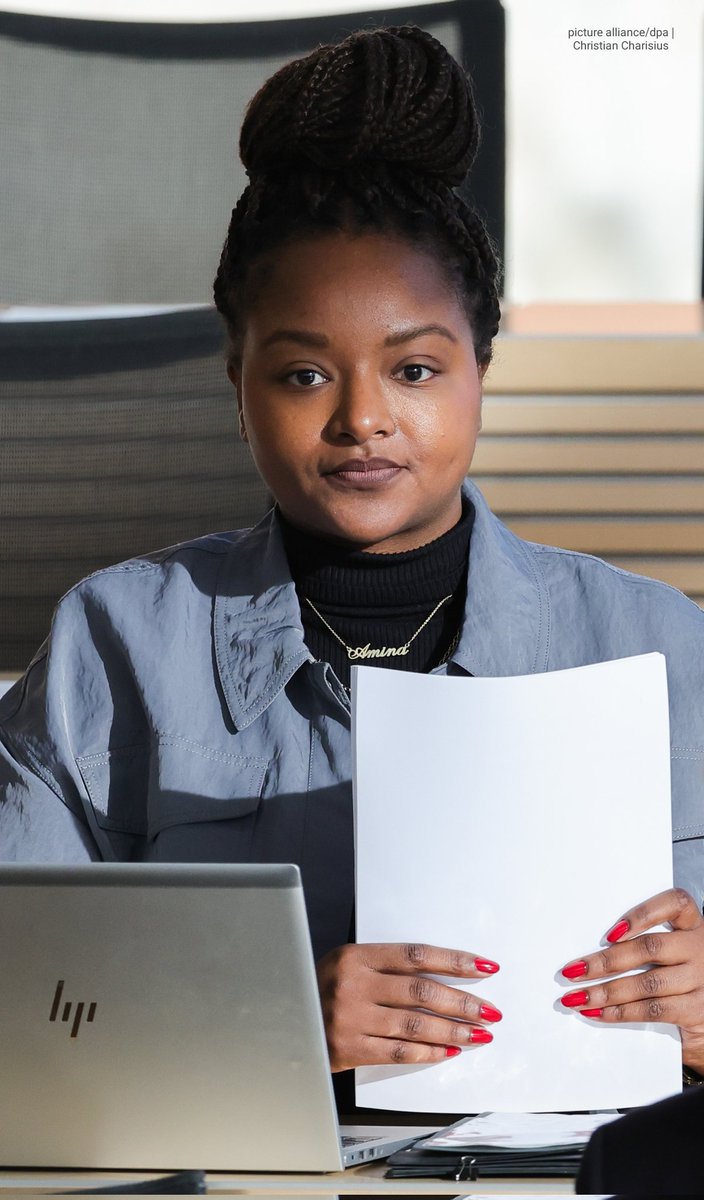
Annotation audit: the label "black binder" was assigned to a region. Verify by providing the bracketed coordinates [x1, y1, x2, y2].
[385, 1113, 614, 1179]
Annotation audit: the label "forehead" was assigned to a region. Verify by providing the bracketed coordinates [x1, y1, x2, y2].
[244, 230, 468, 337]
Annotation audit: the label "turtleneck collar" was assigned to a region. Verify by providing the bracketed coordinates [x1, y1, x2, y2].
[278, 498, 474, 612]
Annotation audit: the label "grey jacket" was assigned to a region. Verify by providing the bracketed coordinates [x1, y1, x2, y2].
[1, 480, 703, 960]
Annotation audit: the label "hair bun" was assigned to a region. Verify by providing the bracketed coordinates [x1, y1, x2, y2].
[239, 26, 479, 189]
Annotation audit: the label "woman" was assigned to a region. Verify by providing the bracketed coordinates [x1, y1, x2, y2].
[1, 26, 704, 1081]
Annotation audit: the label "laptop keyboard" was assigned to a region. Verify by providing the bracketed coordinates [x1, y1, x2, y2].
[341, 1134, 384, 1146]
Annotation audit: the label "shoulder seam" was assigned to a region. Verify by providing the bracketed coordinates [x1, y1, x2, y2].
[530, 543, 704, 609]
[58, 535, 241, 600]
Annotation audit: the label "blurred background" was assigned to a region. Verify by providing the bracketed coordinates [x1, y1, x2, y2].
[3, 0, 702, 303]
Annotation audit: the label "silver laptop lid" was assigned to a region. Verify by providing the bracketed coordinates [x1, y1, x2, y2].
[0, 862, 345, 1171]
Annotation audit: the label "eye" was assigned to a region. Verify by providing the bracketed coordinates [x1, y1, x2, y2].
[396, 363, 438, 383]
[286, 368, 328, 388]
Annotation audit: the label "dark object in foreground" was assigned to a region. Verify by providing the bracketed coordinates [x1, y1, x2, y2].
[576, 1086, 704, 1196]
[58, 1168, 206, 1194]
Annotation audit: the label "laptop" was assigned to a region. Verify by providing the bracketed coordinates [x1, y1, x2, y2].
[0, 862, 434, 1171]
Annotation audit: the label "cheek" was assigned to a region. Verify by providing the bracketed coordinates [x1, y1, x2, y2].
[242, 395, 319, 479]
[402, 388, 481, 460]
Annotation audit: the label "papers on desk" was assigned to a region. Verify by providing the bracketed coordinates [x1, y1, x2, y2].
[418, 1110, 620, 1151]
[408, 1111, 621, 1179]
[352, 653, 682, 1112]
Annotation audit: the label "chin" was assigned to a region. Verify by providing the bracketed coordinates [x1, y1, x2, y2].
[323, 521, 399, 550]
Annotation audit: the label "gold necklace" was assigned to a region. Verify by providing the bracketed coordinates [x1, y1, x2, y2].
[304, 594, 452, 662]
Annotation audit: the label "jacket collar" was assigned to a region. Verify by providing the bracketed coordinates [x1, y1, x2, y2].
[214, 480, 551, 731]
[452, 480, 551, 679]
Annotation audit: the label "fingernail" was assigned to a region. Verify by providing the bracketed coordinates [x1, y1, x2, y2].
[475, 958, 500, 974]
[561, 990, 588, 1008]
[562, 961, 588, 980]
[445, 1045, 461, 1057]
[470, 1027, 493, 1044]
[581, 1008, 603, 1018]
[607, 919, 630, 944]
[479, 1003, 502, 1023]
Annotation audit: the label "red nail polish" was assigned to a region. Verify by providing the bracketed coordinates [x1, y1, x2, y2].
[607, 919, 630, 944]
[581, 1008, 603, 1018]
[561, 990, 588, 1008]
[475, 958, 500, 974]
[470, 1027, 493, 1044]
[562, 961, 587, 980]
[479, 1003, 503, 1023]
[445, 1045, 461, 1057]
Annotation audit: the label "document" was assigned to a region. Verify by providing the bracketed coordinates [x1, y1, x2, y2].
[418, 1110, 620, 1151]
[353, 653, 681, 1112]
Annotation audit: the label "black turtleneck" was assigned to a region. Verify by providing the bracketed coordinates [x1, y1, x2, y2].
[279, 500, 474, 690]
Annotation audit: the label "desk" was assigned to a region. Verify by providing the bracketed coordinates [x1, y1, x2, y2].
[0, 1167, 577, 1195]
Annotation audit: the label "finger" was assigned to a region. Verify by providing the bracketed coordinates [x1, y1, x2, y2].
[361, 942, 500, 979]
[371, 1003, 495, 1049]
[375, 972, 502, 1025]
[575, 990, 701, 1027]
[561, 928, 689, 983]
[561, 964, 695, 1011]
[358, 1034, 489, 1067]
[605, 888, 703, 943]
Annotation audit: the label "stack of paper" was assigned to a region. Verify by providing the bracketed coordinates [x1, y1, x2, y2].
[352, 654, 682, 1112]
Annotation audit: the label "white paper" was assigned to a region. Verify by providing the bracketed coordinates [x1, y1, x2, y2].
[353, 653, 681, 1112]
[418, 1110, 620, 1150]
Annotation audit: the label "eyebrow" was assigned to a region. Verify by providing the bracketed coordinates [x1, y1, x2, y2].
[261, 324, 458, 350]
[383, 324, 458, 347]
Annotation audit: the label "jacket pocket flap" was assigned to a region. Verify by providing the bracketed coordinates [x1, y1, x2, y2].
[77, 745, 150, 836]
[77, 737, 269, 839]
[147, 736, 269, 836]
[671, 753, 704, 840]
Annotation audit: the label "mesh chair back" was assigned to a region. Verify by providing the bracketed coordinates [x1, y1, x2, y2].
[0, 309, 269, 671]
[0, 0, 505, 304]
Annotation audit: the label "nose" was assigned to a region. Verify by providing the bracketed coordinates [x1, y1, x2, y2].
[326, 373, 395, 443]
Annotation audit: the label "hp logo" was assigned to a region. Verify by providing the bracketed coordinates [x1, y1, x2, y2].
[49, 980, 97, 1039]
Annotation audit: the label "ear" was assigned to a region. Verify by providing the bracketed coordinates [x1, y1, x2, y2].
[227, 359, 248, 443]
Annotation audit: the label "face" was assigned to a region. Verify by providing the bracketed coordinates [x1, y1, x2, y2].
[228, 230, 487, 554]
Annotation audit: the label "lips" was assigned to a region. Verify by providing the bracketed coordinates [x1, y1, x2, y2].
[325, 458, 402, 474]
[323, 457, 405, 490]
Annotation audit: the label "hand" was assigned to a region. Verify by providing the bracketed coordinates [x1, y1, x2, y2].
[316, 941, 501, 1071]
[560, 888, 704, 1071]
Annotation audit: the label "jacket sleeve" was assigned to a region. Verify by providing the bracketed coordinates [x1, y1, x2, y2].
[0, 574, 133, 863]
[0, 734, 99, 861]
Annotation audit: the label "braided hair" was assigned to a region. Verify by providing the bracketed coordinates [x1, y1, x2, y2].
[213, 25, 502, 366]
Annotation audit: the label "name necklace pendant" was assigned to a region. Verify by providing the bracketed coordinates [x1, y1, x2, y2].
[304, 594, 452, 661]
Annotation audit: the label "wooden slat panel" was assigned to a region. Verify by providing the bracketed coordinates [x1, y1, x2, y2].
[475, 477, 704, 514]
[484, 336, 704, 394]
[472, 438, 704, 474]
[500, 302, 704, 336]
[608, 559, 704, 591]
[503, 517, 704, 553]
[481, 397, 704, 435]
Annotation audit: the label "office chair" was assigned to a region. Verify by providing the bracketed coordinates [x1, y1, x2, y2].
[0, 307, 269, 672]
